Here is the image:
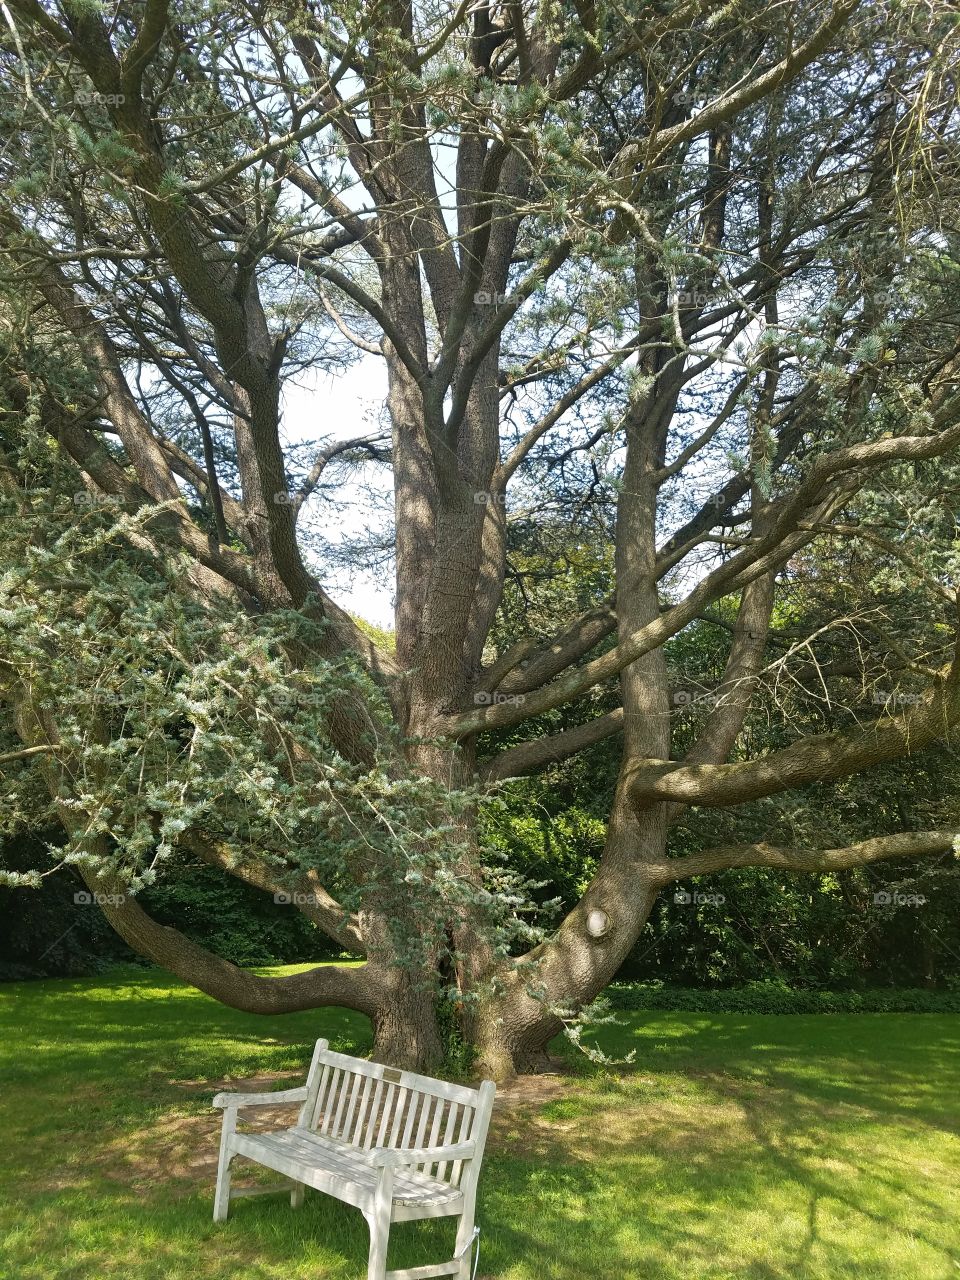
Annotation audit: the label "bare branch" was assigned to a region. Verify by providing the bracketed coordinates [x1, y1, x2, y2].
[0, 744, 57, 766]
[294, 433, 389, 514]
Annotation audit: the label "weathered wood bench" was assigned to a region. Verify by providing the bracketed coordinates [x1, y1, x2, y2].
[212, 1038, 496, 1280]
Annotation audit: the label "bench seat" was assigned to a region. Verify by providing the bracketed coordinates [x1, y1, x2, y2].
[232, 1127, 466, 1214]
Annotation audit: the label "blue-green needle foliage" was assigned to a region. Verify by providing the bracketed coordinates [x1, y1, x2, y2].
[0, 486, 537, 984]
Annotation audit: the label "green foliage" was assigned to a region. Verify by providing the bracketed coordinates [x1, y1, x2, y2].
[435, 989, 475, 1079]
[0, 486, 534, 983]
[140, 860, 342, 968]
[0, 830, 129, 979]
[607, 981, 960, 1015]
[482, 792, 603, 918]
[0, 832, 342, 978]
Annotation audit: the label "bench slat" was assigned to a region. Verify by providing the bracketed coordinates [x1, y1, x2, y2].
[339, 1071, 364, 1142]
[352, 1073, 376, 1147]
[304, 1059, 330, 1131]
[362, 1077, 385, 1150]
[423, 1097, 444, 1179]
[399, 1089, 419, 1150]
[331, 1068, 356, 1139]
[387, 1085, 409, 1150]
[376, 1081, 397, 1148]
[413, 1092, 432, 1152]
[435, 1101, 458, 1183]
[319, 1066, 343, 1136]
[450, 1102, 472, 1187]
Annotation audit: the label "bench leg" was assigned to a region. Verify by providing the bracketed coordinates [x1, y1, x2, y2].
[453, 1209, 476, 1280]
[364, 1167, 394, 1280]
[290, 1181, 306, 1209]
[213, 1105, 238, 1223]
[213, 1149, 234, 1223]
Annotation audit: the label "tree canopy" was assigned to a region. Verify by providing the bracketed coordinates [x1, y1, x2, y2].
[1, 0, 959, 1075]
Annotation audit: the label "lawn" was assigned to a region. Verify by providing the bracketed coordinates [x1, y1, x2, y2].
[1, 965, 958, 1280]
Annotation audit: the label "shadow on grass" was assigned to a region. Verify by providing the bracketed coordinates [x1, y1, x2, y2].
[0, 966, 372, 1088]
[585, 1011, 960, 1129]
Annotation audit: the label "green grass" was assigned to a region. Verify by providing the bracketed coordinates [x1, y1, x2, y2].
[1, 965, 958, 1279]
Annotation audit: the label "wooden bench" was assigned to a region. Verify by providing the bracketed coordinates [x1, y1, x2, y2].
[212, 1038, 496, 1280]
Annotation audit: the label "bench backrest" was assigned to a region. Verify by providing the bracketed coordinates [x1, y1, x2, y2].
[296, 1039, 495, 1189]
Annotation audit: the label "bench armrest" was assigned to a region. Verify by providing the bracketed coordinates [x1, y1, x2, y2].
[365, 1141, 477, 1168]
[212, 1087, 309, 1109]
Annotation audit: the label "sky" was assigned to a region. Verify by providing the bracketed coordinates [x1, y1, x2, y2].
[281, 353, 396, 628]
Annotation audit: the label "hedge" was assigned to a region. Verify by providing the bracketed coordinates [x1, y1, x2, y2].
[607, 980, 960, 1015]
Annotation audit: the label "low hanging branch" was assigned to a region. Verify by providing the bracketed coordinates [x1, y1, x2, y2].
[79, 867, 377, 1015]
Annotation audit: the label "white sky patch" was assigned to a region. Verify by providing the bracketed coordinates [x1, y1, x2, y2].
[282, 355, 396, 628]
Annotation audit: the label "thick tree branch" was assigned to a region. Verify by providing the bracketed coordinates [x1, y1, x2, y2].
[81, 866, 375, 1014]
[621, 0, 863, 173]
[628, 642, 960, 809]
[0, 744, 57, 766]
[479, 707, 624, 782]
[119, 0, 169, 101]
[449, 394, 960, 737]
[644, 830, 957, 885]
[494, 603, 617, 696]
[681, 569, 776, 770]
[183, 833, 365, 954]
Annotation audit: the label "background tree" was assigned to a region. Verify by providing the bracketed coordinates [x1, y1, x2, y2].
[1, 0, 959, 1076]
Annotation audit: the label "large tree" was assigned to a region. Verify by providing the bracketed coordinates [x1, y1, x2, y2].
[1, 0, 959, 1076]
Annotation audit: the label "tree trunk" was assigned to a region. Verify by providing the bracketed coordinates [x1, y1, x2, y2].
[464, 801, 667, 1078]
[369, 963, 444, 1071]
